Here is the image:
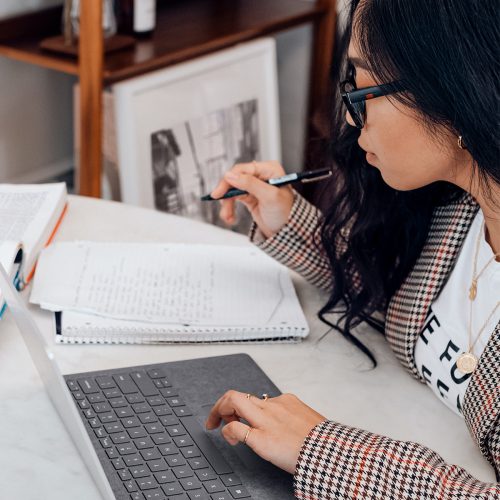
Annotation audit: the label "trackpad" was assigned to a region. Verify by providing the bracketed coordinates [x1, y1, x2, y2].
[198, 403, 271, 472]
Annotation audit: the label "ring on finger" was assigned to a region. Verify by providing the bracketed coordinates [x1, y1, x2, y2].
[243, 426, 253, 445]
[261, 393, 269, 401]
[245, 393, 254, 400]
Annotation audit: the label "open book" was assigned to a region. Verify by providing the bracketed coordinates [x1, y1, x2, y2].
[0, 183, 67, 315]
[30, 241, 309, 344]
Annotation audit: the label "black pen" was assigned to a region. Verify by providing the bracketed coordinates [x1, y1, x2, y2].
[201, 167, 332, 201]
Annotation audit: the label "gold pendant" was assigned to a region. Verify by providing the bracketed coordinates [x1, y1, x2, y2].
[456, 352, 478, 374]
[469, 280, 477, 300]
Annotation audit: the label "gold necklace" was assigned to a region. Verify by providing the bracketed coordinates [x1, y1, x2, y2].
[456, 220, 500, 375]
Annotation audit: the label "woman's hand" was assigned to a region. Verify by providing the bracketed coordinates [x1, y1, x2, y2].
[209, 161, 295, 239]
[205, 390, 326, 474]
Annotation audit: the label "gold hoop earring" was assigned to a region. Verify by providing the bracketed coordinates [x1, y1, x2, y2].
[457, 135, 466, 150]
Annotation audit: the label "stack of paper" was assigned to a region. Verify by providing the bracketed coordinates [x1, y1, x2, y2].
[30, 241, 309, 344]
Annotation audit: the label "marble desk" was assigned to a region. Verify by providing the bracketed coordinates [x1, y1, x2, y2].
[0, 195, 495, 499]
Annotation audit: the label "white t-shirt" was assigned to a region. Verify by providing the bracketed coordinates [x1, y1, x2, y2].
[414, 210, 500, 417]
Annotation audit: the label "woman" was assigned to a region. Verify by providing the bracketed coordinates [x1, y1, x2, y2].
[206, 0, 499, 498]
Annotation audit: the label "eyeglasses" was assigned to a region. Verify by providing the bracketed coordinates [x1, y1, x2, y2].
[340, 64, 404, 128]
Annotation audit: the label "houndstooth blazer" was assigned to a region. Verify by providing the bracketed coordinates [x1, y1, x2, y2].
[250, 192, 500, 499]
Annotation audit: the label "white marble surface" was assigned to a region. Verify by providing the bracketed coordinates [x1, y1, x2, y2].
[0, 195, 495, 499]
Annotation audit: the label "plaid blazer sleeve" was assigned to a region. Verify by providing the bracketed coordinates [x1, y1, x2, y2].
[249, 192, 332, 291]
[294, 419, 500, 499]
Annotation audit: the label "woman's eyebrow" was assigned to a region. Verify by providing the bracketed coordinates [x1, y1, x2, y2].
[348, 56, 370, 71]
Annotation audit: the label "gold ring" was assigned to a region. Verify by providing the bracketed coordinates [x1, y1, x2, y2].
[243, 426, 253, 445]
[245, 393, 253, 400]
[261, 393, 269, 401]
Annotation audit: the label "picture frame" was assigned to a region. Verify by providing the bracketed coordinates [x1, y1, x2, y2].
[113, 38, 281, 232]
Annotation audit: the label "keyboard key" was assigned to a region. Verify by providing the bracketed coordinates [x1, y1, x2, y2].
[227, 485, 251, 498]
[144, 490, 164, 500]
[147, 396, 165, 407]
[174, 436, 194, 448]
[160, 415, 179, 427]
[183, 417, 233, 475]
[78, 378, 99, 394]
[88, 393, 105, 404]
[159, 378, 172, 388]
[135, 437, 155, 449]
[117, 443, 137, 455]
[100, 437, 112, 448]
[79, 400, 90, 409]
[161, 481, 183, 496]
[180, 447, 200, 459]
[104, 388, 122, 399]
[118, 469, 132, 481]
[147, 458, 168, 472]
[122, 417, 141, 428]
[188, 457, 209, 470]
[123, 480, 137, 492]
[180, 477, 202, 490]
[140, 413, 158, 424]
[188, 490, 209, 500]
[203, 480, 225, 494]
[116, 407, 135, 418]
[153, 406, 172, 416]
[166, 425, 186, 437]
[174, 407, 193, 417]
[220, 474, 241, 488]
[124, 454, 143, 467]
[165, 454, 186, 467]
[110, 397, 129, 408]
[95, 428, 106, 438]
[73, 391, 85, 400]
[128, 427, 147, 439]
[130, 493, 142, 500]
[131, 372, 160, 397]
[152, 433, 172, 445]
[137, 478, 157, 490]
[166, 397, 185, 407]
[111, 457, 126, 470]
[127, 394, 145, 404]
[141, 448, 162, 461]
[154, 470, 176, 484]
[147, 368, 166, 379]
[106, 447, 119, 459]
[113, 374, 139, 394]
[66, 380, 79, 391]
[144, 423, 163, 434]
[105, 423, 124, 434]
[153, 380, 164, 388]
[159, 387, 178, 398]
[159, 444, 178, 456]
[211, 494, 231, 500]
[89, 417, 100, 428]
[111, 432, 130, 445]
[96, 376, 116, 389]
[173, 467, 194, 479]
[99, 412, 117, 423]
[93, 402, 112, 413]
[83, 408, 96, 419]
[130, 465, 150, 478]
[132, 403, 151, 414]
[195, 469, 217, 482]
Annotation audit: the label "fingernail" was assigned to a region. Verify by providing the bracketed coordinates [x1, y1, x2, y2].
[226, 172, 239, 181]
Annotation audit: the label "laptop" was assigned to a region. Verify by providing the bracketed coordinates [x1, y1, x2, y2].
[0, 264, 294, 500]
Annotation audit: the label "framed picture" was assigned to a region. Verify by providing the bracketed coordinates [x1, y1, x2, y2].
[113, 38, 281, 233]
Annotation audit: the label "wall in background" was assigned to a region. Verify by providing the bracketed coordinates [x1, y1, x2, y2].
[0, 0, 75, 183]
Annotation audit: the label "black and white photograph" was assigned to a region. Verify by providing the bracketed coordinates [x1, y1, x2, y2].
[151, 99, 258, 233]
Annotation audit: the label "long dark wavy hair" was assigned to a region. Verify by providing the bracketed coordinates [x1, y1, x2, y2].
[317, 0, 500, 366]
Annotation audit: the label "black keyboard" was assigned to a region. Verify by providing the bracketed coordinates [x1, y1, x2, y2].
[66, 368, 251, 500]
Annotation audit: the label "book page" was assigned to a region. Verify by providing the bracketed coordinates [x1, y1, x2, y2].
[31, 242, 294, 327]
[0, 183, 67, 275]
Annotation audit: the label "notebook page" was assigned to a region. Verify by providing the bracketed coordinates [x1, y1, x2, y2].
[31, 242, 292, 327]
[0, 183, 66, 274]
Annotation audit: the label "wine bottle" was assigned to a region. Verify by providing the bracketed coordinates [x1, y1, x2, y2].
[119, 0, 157, 37]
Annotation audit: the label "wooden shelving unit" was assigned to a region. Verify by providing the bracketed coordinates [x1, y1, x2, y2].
[0, 0, 336, 197]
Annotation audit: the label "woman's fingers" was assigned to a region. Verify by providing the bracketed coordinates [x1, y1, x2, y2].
[205, 391, 266, 430]
[221, 420, 263, 448]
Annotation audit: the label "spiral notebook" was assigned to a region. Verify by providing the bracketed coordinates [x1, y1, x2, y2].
[30, 242, 309, 344]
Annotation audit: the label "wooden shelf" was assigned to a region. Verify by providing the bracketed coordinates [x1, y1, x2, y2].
[0, 0, 336, 197]
[0, 0, 326, 83]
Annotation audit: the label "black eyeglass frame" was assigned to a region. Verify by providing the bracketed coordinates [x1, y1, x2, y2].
[340, 66, 405, 129]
